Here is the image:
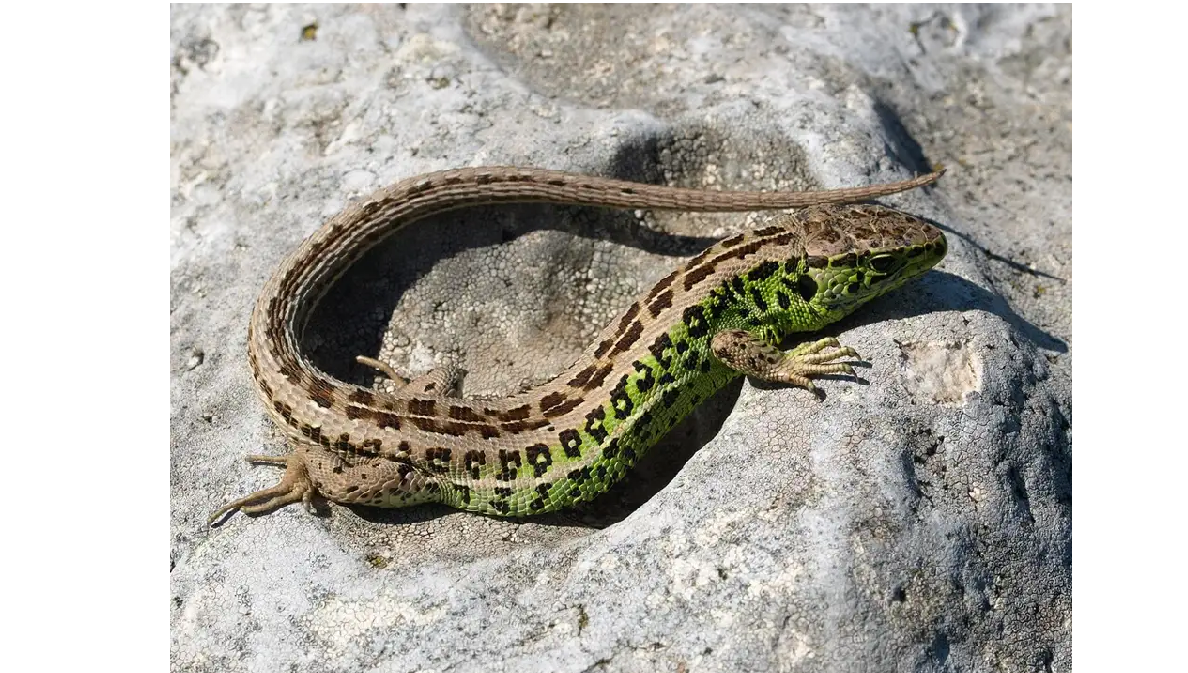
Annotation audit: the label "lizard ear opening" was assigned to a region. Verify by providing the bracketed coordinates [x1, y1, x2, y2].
[796, 275, 818, 302]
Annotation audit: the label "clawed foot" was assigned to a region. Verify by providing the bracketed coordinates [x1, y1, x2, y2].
[208, 453, 317, 527]
[710, 331, 862, 396]
[778, 337, 862, 394]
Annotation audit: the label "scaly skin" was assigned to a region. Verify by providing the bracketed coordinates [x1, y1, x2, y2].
[209, 168, 945, 524]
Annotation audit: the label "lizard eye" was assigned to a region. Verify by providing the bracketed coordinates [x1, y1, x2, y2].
[869, 254, 901, 275]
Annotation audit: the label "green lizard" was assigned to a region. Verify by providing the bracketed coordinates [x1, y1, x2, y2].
[209, 166, 945, 524]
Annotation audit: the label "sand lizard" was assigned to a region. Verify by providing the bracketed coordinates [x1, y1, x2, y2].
[209, 166, 946, 524]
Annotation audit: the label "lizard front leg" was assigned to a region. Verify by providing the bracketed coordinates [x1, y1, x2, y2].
[709, 329, 860, 395]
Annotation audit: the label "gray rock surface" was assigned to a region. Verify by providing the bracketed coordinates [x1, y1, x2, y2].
[171, 5, 1070, 672]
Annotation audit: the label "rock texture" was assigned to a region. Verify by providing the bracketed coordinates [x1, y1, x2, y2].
[171, 5, 1070, 672]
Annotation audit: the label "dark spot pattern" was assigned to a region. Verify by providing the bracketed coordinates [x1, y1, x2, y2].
[602, 438, 619, 459]
[531, 483, 551, 511]
[635, 410, 654, 437]
[633, 361, 655, 392]
[611, 320, 644, 355]
[584, 406, 608, 443]
[348, 389, 376, 406]
[831, 252, 857, 268]
[543, 397, 583, 418]
[747, 261, 779, 281]
[610, 375, 634, 419]
[560, 429, 583, 458]
[465, 450, 486, 480]
[663, 388, 681, 407]
[568, 365, 598, 387]
[424, 447, 452, 474]
[646, 289, 674, 317]
[373, 412, 401, 430]
[308, 384, 335, 409]
[583, 363, 614, 391]
[796, 275, 818, 302]
[408, 399, 436, 416]
[683, 305, 709, 338]
[614, 302, 641, 338]
[496, 405, 531, 421]
[750, 287, 768, 312]
[594, 339, 614, 358]
[526, 444, 553, 477]
[683, 264, 716, 290]
[645, 270, 678, 301]
[449, 406, 485, 422]
[649, 333, 673, 368]
[502, 418, 551, 434]
[539, 391, 567, 412]
[496, 450, 522, 481]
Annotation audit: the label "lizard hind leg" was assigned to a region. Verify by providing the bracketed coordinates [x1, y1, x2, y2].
[709, 329, 861, 395]
[208, 453, 316, 526]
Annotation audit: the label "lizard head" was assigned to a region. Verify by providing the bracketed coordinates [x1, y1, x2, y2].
[797, 204, 947, 322]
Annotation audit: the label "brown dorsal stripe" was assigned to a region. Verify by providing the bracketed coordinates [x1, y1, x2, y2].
[568, 365, 598, 388]
[646, 289, 673, 317]
[719, 233, 746, 248]
[542, 397, 583, 418]
[686, 246, 715, 268]
[495, 404, 532, 421]
[682, 263, 717, 290]
[539, 391, 567, 412]
[277, 358, 304, 387]
[448, 405, 485, 422]
[408, 399, 437, 416]
[593, 339, 614, 358]
[501, 418, 551, 433]
[583, 362, 614, 391]
[610, 320, 644, 356]
[613, 302, 641, 338]
[644, 270, 678, 302]
[307, 379, 336, 409]
[348, 388, 376, 406]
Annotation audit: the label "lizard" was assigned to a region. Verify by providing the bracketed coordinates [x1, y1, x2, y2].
[208, 165, 946, 524]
